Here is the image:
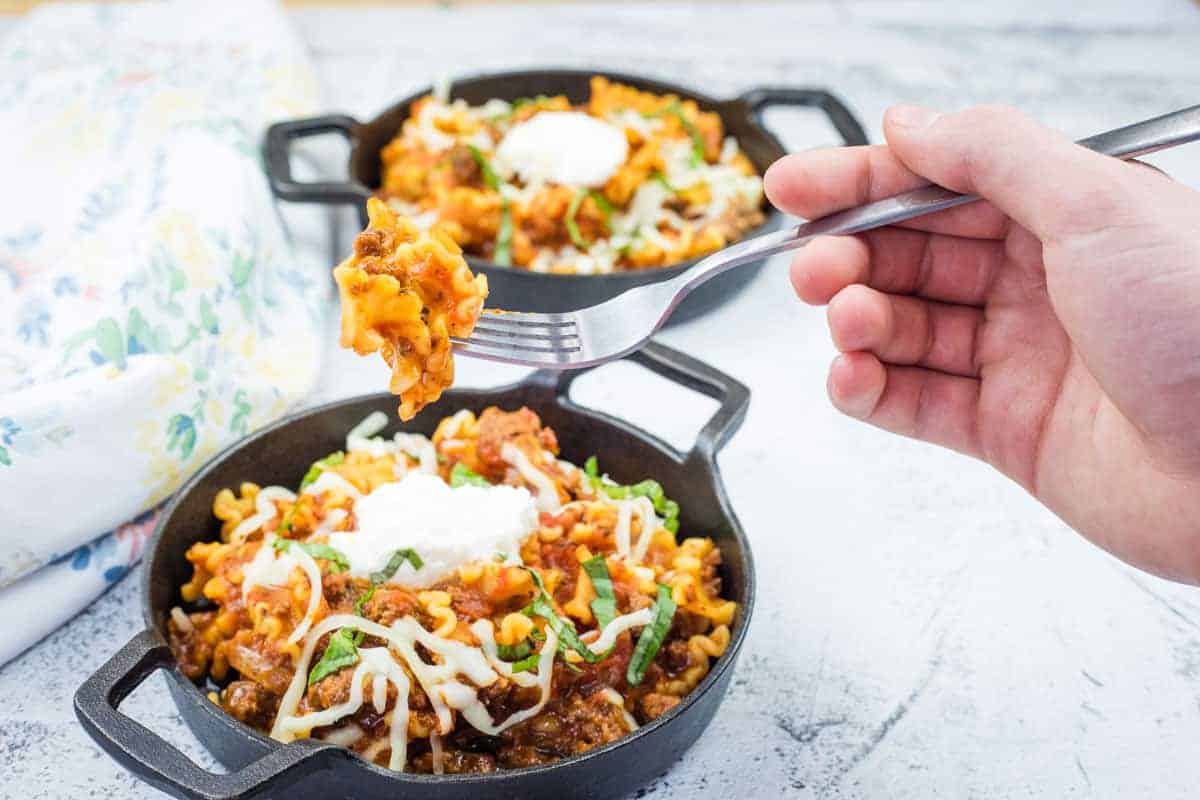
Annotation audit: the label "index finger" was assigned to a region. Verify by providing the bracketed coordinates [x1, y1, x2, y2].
[763, 145, 1010, 240]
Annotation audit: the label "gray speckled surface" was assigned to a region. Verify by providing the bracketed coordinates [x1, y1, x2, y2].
[4, 1, 1200, 798]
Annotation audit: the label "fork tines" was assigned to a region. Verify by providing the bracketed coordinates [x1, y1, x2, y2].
[451, 310, 582, 364]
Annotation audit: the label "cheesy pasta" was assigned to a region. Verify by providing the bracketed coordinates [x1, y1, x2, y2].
[168, 407, 737, 774]
[334, 198, 488, 421]
[377, 76, 766, 275]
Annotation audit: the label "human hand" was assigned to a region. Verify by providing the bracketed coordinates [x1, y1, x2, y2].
[765, 105, 1200, 583]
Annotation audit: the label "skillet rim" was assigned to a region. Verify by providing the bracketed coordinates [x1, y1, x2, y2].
[352, 66, 787, 280]
[264, 65, 868, 284]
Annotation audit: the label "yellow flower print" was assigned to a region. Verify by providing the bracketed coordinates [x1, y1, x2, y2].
[152, 360, 191, 408]
[205, 397, 225, 429]
[141, 88, 208, 137]
[154, 210, 216, 288]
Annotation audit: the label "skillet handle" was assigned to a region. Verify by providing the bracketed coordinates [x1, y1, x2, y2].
[546, 341, 750, 465]
[74, 629, 341, 800]
[737, 86, 869, 146]
[263, 114, 373, 204]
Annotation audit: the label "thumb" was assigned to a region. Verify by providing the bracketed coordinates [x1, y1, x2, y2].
[883, 104, 1141, 243]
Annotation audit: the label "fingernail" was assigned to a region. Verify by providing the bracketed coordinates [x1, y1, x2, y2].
[888, 104, 940, 129]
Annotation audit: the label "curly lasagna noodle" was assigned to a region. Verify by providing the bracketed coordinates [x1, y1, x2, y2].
[334, 198, 488, 420]
[169, 408, 737, 774]
[376, 76, 765, 274]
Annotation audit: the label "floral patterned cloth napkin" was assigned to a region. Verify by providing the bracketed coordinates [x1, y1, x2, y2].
[0, 1, 331, 665]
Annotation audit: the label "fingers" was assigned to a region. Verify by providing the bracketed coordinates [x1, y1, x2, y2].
[828, 285, 983, 377]
[882, 104, 1140, 243]
[791, 228, 1003, 307]
[764, 145, 1010, 239]
[828, 352, 982, 458]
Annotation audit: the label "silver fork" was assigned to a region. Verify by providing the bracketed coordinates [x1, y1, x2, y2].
[453, 104, 1200, 369]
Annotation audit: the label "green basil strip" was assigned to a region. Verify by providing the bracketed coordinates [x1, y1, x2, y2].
[642, 101, 705, 166]
[651, 171, 677, 193]
[354, 584, 377, 617]
[467, 144, 501, 191]
[490, 94, 551, 122]
[523, 568, 606, 664]
[308, 628, 361, 686]
[565, 188, 590, 250]
[582, 555, 617, 628]
[278, 504, 298, 534]
[494, 199, 513, 266]
[370, 548, 424, 585]
[588, 467, 681, 534]
[670, 103, 706, 166]
[588, 190, 614, 234]
[626, 584, 677, 686]
[273, 539, 350, 574]
[450, 462, 491, 488]
[282, 451, 347, 532]
[496, 640, 533, 662]
[508, 652, 542, 674]
[299, 451, 345, 491]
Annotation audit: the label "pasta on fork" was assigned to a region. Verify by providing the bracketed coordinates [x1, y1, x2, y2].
[334, 197, 488, 420]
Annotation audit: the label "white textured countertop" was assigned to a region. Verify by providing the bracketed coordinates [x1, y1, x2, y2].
[4, 2, 1200, 798]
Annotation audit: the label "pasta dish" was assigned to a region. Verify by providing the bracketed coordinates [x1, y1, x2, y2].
[377, 76, 765, 275]
[168, 407, 737, 774]
[334, 198, 488, 421]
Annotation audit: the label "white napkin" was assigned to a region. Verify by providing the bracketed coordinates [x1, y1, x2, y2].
[0, 1, 331, 665]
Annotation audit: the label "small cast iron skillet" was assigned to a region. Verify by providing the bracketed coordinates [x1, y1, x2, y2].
[75, 342, 754, 800]
[263, 68, 867, 324]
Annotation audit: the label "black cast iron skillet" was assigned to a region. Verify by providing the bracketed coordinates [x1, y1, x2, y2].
[263, 68, 867, 324]
[75, 342, 754, 800]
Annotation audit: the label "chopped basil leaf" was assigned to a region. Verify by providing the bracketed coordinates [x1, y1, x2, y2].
[354, 584, 377, 617]
[308, 628, 360, 686]
[278, 503, 299, 534]
[589, 190, 614, 234]
[450, 462, 491, 488]
[467, 144, 501, 191]
[496, 640, 533, 661]
[670, 103, 706, 166]
[582, 555, 617, 628]
[523, 568, 606, 664]
[585, 459, 681, 533]
[370, 548, 424, 585]
[642, 101, 705, 165]
[299, 451, 345, 491]
[494, 199, 513, 266]
[273, 539, 350, 574]
[566, 188, 590, 250]
[626, 584, 677, 686]
[651, 171, 677, 192]
[509, 652, 541, 673]
[491, 94, 552, 122]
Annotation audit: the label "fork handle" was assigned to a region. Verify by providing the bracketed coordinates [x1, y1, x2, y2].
[679, 104, 1200, 292]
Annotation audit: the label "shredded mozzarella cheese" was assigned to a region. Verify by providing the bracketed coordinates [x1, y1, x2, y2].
[241, 535, 323, 645]
[229, 486, 296, 542]
[600, 687, 640, 732]
[272, 613, 561, 765]
[582, 608, 654, 654]
[500, 442, 561, 513]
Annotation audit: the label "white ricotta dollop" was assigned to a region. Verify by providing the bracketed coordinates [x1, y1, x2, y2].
[495, 111, 628, 188]
[327, 474, 537, 586]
